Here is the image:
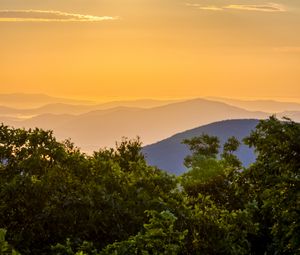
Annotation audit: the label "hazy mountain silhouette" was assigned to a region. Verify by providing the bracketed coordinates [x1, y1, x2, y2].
[2, 94, 300, 119]
[0, 106, 21, 116]
[1, 99, 270, 152]
[208, 97, 300, 112]
[0, 96, 178, 116]
[142, 119, 259, 175]
[0, 93, 92, 108]
[277, 111, 300, 122]
[15, 114, 76, 130]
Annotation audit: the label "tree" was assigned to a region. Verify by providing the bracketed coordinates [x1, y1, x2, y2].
[182, 134, 220, 168]
[241, 116, 300, 254]
[1, 117, 299, 255]
[181, 134, 242, 208]
[0, 125, 179, 254]
[221, 136, 242, 169]
[100, 210, 188, 255]
[0, 229, 19, 255]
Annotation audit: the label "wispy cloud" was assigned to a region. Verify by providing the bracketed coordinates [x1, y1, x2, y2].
[186, 3, 223, 11]
[186, 2, 286, 13]
[199, 6, 223, 11]
[0, 10, 119, 22]
[225, 3, 285, 12]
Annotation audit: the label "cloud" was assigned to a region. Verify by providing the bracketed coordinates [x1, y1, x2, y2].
[199, 6, 223, 11]
[0, 10, 119, 22]
[186, 2, 286, 13]
[225, 3, 285, 12]
[186, 3, 223, 11]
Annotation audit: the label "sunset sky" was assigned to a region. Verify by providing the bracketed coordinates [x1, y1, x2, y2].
[1, 0, 300, 101]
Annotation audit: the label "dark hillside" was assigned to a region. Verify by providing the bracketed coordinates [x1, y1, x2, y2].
[143, 119, 259, 175]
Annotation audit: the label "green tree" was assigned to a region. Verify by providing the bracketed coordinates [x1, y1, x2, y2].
[0, 229, 20, 255]
[182, 134, 220, 168]
[241, 116, 300, 254]
[100, 210, 188, 255]
[0, 125, 179, 254]
[1, 117, 299, 255]
[181, 134, 242, 208]
[221, 136, 242, 169]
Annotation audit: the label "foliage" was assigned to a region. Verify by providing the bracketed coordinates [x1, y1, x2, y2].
[0, 117, 299, 254]
[181, 195, 258, 255]
[241, 116, 300, 254]
[100, 210, 188, 255]
[180, 134, 242, 208]
[0, 229, 19, 255]
[182, 134, 220, 168]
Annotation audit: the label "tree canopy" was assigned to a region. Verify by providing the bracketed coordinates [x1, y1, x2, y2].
[0, 116, 299, 254]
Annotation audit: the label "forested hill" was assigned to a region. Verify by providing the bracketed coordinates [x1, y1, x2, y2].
[0, 117, 299, 255]
[143, 119, 259, 175]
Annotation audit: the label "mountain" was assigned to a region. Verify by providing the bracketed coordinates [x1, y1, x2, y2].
[0, 98, 179, 117]
[2, 99, 270, 152]
[30, 99, 177, 115]
[3, 95, 300, 120]
[278, 111, 300, 122]
[208, 97, 300, 112]
[142, 119, 259, 175]
[91, 99, 180, 110]
[14, 114, 76, 131]
[0, 106, 21, 116]
[0, 93, 92, 108]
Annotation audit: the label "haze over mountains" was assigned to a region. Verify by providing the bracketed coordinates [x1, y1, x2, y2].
[0, 93, 92, 108]
[0, 94, 178, 116]
[0, 93, 300, 153]
[207, 97, 300, 112]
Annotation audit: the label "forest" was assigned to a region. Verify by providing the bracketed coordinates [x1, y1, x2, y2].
[0, 116, 299, 255]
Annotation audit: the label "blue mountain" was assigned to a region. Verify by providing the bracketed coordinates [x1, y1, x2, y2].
[142, 119, 259, 175]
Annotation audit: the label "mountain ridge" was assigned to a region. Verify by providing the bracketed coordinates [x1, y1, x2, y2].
[143, 119, 260, 175]
[1, 99, 270, 151]
[207, 97, 300, 112]
[1, 98, 299, 153]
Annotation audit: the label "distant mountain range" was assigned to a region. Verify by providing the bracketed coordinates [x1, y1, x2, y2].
[1, 99, 271, 152]
[0, 95, 178, 116]
[0, 93, 92, 108]
[143, 119, 259, 175]
[1, 93, 300, 116]
[0, 94, 299, 153]
[207, 97, 300, 112]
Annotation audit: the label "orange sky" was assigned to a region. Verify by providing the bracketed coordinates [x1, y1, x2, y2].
[0, 0, 300, 101]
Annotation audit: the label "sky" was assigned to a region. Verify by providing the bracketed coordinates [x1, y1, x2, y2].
[0, 0, 300, 101]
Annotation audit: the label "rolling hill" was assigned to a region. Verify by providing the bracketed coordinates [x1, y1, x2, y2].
[142, 119, 259, 175]
[208, 97, 300, 112]
[0, 93, 92, 108]
[277, 111, 300, 122]
[1, 99, 269, 152]
[2, 94, 300, 119]
[0, 96, 178, 116]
